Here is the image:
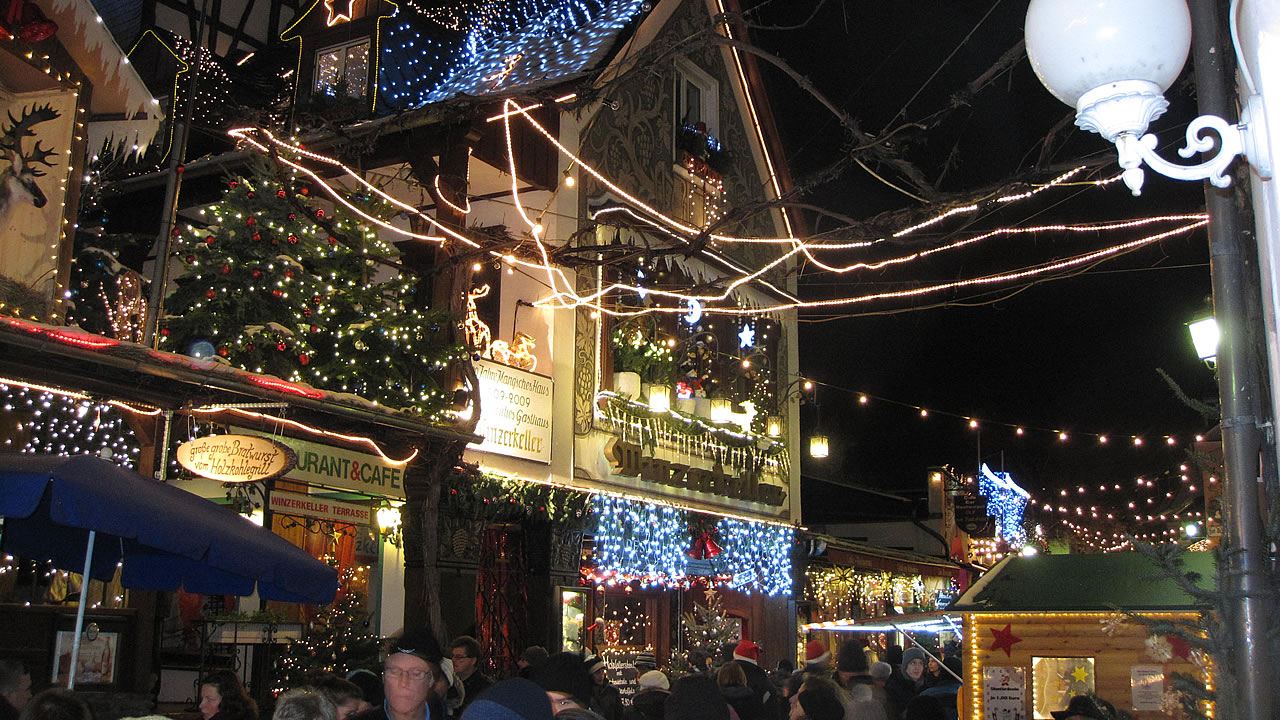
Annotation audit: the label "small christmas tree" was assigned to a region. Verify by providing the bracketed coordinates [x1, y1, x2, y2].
[272, 568, 381, 694]
[681, 588, 738, 665]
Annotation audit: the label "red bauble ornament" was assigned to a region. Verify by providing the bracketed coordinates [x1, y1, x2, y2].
[160, 328, 171, 337]
[328, 236, 338, 245]
[252, 232, 261, 241]
[171, 227, 181, 237]
[315, 209, 325, 218]
[217, 347, 229, 357]
[276, 190, 287, 198]
[299, 187, 309, 196]
[302, 308, 311, 317]
[309, 325, 319, 333]
[298, 353, 309, 365]
[229, 181, 238, 188]
[205, 235, 215, 245]
[246, 217, 256, 226]
[205, 289, 216, 299]
[245, 343, 254, 351]
[221, 264, 231, 274]
[287, 213, 296, 221]
[272, 289, 283, 298]
[312, 296, 322, 305]
[287, 235, 298, 244]
[184, 255, 195, 264]
[246, 192, 255, 199]
[252, 270, 262, 278]
[276, 342, 287, 351]
[285, 269, 294, 278]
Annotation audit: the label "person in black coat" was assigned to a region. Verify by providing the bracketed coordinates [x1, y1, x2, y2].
[717, 663, 766, 720]
[884, 648, 928, 720]
[625, 671, 669, 720]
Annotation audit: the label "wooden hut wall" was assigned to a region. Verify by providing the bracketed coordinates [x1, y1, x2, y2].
[963, 612, 1207, 720]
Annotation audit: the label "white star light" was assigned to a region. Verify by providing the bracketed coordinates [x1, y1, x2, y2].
[738, 324, 755, 348]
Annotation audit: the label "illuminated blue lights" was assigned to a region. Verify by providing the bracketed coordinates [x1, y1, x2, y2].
[588, 495, 795, 595]
[978, 462, 1030, 548]
[714, 517, 794, 596]
[379, 0, 647, 110]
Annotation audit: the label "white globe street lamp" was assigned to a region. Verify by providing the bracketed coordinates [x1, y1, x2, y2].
[1025, 0, 1271, 195]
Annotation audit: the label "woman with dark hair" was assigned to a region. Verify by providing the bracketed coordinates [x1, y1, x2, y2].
[200, 670, 258, 720]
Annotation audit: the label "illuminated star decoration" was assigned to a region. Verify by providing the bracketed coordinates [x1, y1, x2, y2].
[323, 0, 354, 25]
[1071, 665, 1089, 683]
[683, 298, 703, 325]
[738, 323, 755, 349]
[636, 270, 647, 299]
[989, 623, 1022, 657]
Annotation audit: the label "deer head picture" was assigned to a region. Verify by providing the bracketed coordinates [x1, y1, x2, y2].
[0, 103, 60, 216]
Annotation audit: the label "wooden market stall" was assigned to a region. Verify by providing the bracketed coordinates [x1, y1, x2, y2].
[950, 552, 1215, 720]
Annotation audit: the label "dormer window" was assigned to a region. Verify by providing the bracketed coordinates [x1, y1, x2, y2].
[315, 39, 370, 99]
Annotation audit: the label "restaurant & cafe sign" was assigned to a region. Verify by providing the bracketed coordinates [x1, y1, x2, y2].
[232, 426, 407, 498]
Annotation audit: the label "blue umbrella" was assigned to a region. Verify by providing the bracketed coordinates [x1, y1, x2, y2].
[0, 454, 340, 686]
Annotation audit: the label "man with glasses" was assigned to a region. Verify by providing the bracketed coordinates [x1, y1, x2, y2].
[352, 628, 448, 720]
[448, 636, 491, 711]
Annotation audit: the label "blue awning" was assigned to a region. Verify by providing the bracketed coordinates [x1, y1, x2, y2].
[0, 453, 338, 604]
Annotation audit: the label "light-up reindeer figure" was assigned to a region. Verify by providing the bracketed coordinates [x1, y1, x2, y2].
[0, 103, 60, 226]
[463, 284, 492, 356]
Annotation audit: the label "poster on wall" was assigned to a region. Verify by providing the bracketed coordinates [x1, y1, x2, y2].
[473, 358, 553, 463]
[1031, 657, 1095, 719]
[0, 90, 76, 299]
[52, 625, 118, 685]
[982, 666, 1026, 720]
[1131, 666, 1165, 712]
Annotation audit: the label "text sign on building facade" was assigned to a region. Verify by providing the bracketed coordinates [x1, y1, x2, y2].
[176, 434, 296, 483]
[268, 490, 372, 526]
[232, 426, 406, 498]
[473, 359, 553, 464]
[604, 438, 787, 506]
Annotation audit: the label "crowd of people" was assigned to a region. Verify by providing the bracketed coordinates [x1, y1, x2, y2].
[0, 631, 1124, 720]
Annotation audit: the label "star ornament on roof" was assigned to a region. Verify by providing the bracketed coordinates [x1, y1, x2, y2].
[989, 623, 1022, 657]
[324, 0, 354, 26]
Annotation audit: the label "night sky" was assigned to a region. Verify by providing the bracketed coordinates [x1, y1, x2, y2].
[740, 1, 1220, 523]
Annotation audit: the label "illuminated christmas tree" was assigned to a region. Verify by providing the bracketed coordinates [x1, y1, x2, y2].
[159, 170, 465, 418]
[681, 589, 737, 663]
[272, 568, 381, 694]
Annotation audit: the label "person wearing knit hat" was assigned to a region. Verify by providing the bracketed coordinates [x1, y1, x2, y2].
[625, 673, 669, 720]
[632, 653, 657, 673]
[665, 675, 729, 720]
[583, 656, 620, 720]
[459, 679, 553, 720]
[884, 647, 929, 720]
[835, 639, 890, 717]
[530, 652, 594, 713]
[349, 627, 447, 720]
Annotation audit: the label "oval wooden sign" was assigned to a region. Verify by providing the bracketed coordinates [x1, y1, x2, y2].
[176, 434, 297, 483]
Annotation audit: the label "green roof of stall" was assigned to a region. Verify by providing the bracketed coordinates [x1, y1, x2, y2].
[947, 552, 1216, 613]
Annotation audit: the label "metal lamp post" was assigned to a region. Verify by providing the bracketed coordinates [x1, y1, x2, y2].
[1026, 2, 1275, 718]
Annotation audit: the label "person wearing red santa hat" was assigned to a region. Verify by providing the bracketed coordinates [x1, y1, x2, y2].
[731, 640, 781, 720]
[801, 641, 831, 675]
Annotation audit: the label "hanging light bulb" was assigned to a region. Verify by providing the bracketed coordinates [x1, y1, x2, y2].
[809, 434, 829, 459]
